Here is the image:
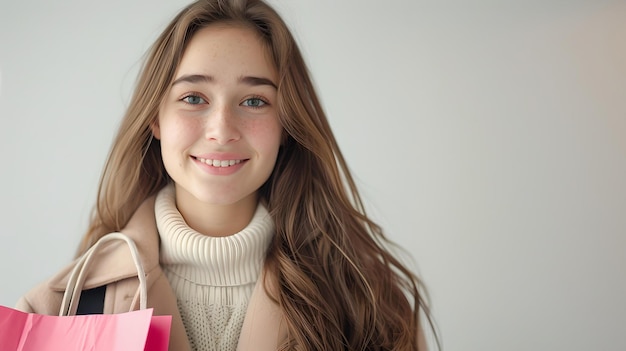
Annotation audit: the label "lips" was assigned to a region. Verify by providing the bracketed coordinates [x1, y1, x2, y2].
[194, 156, 245, 167]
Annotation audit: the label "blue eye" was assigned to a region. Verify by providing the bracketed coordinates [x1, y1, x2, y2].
[242, 97, 267, 108]
[182, 95, 206, 105]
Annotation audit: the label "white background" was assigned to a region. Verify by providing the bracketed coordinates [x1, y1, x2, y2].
[1, 0, 625, 350]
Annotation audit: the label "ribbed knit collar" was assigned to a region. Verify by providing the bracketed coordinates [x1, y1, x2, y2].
[155, 184, 274, 287]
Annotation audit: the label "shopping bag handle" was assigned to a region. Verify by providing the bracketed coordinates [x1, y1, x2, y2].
[59, 233, 147, 316]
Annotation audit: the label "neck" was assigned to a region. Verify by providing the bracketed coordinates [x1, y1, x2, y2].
[174, 185, 259, 237]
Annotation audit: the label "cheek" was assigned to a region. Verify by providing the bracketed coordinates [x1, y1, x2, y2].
[246, 118, 283, 152]
[160, 117, 203, 147]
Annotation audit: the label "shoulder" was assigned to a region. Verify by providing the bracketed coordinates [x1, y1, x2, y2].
[15, 195, 161, 315]
[15, 274, 66, 315]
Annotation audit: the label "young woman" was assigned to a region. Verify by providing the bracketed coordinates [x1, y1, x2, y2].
[17, 0, 438, 350]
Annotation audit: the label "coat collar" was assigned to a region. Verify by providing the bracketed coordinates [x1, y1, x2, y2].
[48, 195, 160, 291]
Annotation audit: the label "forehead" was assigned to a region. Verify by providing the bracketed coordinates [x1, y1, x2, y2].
[175, 23, 276, 81]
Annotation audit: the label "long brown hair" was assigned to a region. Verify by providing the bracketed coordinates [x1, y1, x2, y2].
[78, 0, 439, 349]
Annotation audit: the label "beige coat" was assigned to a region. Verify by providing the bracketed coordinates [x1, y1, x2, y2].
[16, 196, 288, 351]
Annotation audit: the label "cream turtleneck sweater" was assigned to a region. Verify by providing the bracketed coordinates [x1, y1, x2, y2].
[155, 185, 274, 351]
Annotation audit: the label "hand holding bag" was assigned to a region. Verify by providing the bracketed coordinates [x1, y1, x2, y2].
[0, 233, 172, 350]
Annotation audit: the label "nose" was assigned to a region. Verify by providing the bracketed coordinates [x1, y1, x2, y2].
[205, 104, 240, 144]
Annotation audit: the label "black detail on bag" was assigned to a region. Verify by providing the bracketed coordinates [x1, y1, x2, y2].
[76, 286, 106, 315]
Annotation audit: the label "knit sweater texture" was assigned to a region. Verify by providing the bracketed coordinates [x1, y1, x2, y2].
[155, 185, 274, 351]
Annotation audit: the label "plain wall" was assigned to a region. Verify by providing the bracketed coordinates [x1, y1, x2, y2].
[1, 0, 625, 350]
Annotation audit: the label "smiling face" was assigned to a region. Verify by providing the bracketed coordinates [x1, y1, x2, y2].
[153, 23, 282, 233]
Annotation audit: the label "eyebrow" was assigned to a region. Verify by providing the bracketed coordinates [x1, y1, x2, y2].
[171, 74, 277, 89]
[239, 76, 277, 89]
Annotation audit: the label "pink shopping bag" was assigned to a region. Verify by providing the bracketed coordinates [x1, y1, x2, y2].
[0, 305, 171, 351]
[3, 233, 172, 350]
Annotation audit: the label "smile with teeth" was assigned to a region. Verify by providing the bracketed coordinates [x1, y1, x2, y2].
[195, 156, 244, 167]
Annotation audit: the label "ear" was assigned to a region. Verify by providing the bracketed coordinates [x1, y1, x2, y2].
[150, 118, 161, 140]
